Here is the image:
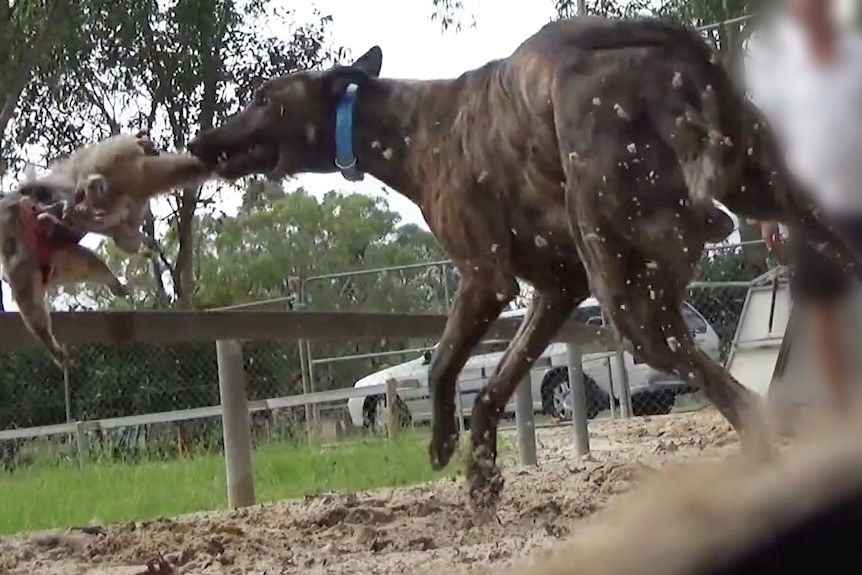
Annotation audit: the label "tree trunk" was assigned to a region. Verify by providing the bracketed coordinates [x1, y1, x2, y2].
[170, 7, 220, 309]
[142, 204, 169, 303]
[172, 186, 198, 307]
[0, 0, 70, 169]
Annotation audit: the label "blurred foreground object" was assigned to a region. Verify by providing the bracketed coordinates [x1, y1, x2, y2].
[506, 407, 862, 575]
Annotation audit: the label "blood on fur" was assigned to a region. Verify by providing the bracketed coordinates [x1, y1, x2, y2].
[0, 190, 127, 369]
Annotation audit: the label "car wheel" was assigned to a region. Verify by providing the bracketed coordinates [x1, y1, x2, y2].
[362, 394, 412, 432]
[541, 368, 606, 421]
[631, 391, 676, 416]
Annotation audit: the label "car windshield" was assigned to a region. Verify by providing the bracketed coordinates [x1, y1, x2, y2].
[470, 340, 510, 356]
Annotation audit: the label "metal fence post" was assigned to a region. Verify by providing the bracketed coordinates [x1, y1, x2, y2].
[514, 374, 537, 466]
[216, 339, 256, 509]
[614, 342, 633, 418]
[441, 263, 452, 311]
[606, 359, 617, 419]
[63, 364, 72, 424]
[385, 378, 398, 440]
[455, 380, 466, 434]
[65, 364, 75, 453]
[566, 343, 590, 455]
[74, 421, 89, 467]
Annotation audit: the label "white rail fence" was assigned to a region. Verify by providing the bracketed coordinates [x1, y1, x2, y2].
[0, 309, 620, 509]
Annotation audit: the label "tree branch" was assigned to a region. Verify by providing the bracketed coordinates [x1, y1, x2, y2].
[79, 68, 122, 134]
[0, 0, 70, 143]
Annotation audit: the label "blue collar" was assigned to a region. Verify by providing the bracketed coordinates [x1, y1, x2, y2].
[334, 83, 364, 182]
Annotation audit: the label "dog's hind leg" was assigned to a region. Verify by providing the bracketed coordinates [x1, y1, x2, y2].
[620, 285, 770, 456]
[427, 270, 516, 470]
[576, 235, 771, 456]
[467, 279, 588, 511]
[558, 145, 769, 456]
[647, 87, 731, 211]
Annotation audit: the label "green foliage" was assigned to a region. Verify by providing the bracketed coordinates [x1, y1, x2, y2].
[6, 0, 343, 307]
[0, 0, 80, 172]
[0, 184, 448, 432]
[9, 0, 341, 166]
[0, 430, 462, 535]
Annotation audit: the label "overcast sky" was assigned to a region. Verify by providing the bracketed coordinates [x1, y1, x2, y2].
[274, 0, 559, 230]
[2, 0, 559, 309]
[9, 0, 856, 310]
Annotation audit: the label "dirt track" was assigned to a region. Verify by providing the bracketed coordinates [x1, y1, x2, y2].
[0, 410, 742, 575]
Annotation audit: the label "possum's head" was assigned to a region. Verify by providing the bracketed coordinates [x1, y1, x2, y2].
[188, 47, 383, 181]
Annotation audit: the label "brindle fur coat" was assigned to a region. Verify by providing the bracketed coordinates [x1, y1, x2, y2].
[186, 16, 862, 508]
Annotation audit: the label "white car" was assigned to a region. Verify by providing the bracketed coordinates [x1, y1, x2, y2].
[346, 297, 721, 429]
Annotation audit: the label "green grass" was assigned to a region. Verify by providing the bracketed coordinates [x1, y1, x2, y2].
[0, 430, 464, 536]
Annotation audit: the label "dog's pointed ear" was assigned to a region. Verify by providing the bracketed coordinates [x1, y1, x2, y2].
[350, 46, 382, 78]
[326, 46, 383, 98]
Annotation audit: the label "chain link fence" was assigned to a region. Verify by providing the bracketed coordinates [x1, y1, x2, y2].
[0, 338, 309, 469]
[299, 240, 774, 423]
[0, 240, 774, 470]
[628, 239, 774, 415]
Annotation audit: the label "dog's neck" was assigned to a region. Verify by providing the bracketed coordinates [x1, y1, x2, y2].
[349, 79, 431, 206]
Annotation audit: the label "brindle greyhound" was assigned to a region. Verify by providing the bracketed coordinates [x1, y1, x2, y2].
[187, 16, 862, 508]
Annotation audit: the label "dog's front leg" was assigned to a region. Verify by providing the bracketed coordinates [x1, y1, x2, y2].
[427, 271, 516, 471]
[468, 285, 585, 512]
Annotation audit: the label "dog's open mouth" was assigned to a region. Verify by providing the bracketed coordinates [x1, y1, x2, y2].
[213, 145, 281, 180]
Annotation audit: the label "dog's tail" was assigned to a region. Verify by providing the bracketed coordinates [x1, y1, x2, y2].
[757, 146, 862, 285]
[647, 73, 729, 210]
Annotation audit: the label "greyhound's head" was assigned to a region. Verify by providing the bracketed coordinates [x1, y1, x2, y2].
[187, 47, 383, 181]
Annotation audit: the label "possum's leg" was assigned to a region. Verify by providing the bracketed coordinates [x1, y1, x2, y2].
[48, 243, 128, 297]
[135, 153, 211, 199]
[104, 202, 164, 256]
[111, 224, 147, 255]
[7, 269, 68, 369]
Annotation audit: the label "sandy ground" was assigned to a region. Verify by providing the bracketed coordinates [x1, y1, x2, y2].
[0, 409, 743, 575]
